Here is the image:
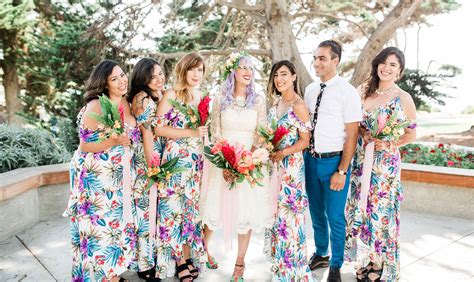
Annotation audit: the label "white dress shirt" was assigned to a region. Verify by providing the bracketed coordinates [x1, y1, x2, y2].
[304, 75, 362, 153]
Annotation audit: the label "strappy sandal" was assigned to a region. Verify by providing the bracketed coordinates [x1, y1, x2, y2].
[206, 255, 219, 269]
[230, 263, 245, 282]
[176, 262, 194, 282]
[185, 258, 199, 279]
[356, 262, 373, 282]
[367, 267, 383, 282]
[137, 268, 161, 281]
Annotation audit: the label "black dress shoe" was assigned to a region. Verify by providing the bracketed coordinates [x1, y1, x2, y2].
[308, 253, 330, 270]
[327, 267, 341, 282]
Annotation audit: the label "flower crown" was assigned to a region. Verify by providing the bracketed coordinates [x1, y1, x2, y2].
[222, 51, 248, 80]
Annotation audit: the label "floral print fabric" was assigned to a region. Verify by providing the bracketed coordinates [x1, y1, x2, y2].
[345, 97, 408, 281]
[65, 106, 138, 281]
[154, 102, 206, 278]
[264, 103, 313, 281]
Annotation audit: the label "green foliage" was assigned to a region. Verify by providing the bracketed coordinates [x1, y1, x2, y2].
[398, 68, 450, 109]
[0, 0, 34, 30]
[88, 95, 124, 136]
[17, 2, 117, 152]
[0, 124, 71, 173]
[400, 143, 473, 169]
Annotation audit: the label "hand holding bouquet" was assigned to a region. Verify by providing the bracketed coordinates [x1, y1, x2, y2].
[146, 152, 186, 190]
[88, 95, 126, 142]
[369, 110, 416, 150]
[204, 140, 269, 190]
[257, 122, 290, 153]
[168, 93, 212, 129]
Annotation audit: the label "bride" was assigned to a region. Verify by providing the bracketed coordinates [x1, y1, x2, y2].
[200, 52, 273, 281]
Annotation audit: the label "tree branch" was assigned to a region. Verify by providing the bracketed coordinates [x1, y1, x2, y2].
[216, 0, 265, 23]
[123, 48, 271, 59]
[291, 12, 370, 39]
[216, 0, 264, 12]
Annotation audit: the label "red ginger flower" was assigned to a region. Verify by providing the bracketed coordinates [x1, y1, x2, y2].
[273, 126, 290, 146]
[198, 95, 211, 126]
[221, 142, 237, 168]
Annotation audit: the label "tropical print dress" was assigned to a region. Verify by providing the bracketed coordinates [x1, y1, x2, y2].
[64, 106, 138, 281]
[345, 96, 409, 281]
[154, 100, 206, 278]
[130, 96, 160, 272]
[264, 102, 313, 281]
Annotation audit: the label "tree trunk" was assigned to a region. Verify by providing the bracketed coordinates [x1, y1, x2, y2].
[350, 0, 422, 87]
[263, 0, 313, 94]
[0, 29, 22, 125]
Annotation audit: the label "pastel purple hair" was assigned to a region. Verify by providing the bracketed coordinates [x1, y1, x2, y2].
[220, 56, 258, 111]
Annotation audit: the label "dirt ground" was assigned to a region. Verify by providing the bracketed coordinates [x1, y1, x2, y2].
[417, 126, 474, 147]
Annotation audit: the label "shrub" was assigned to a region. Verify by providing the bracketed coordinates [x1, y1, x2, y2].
[400, 143, 474, 169]
[0, 125, 71, 173]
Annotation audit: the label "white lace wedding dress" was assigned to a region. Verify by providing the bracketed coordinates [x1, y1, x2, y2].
[200, 93, 273, 236]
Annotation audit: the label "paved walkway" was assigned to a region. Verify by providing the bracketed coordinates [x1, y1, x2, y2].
[1, 211, 473, 281]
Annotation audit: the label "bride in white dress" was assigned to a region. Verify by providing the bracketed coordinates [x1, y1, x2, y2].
[200, 53, 273, 281]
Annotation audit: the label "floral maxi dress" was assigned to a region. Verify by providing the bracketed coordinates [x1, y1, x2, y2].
[154, 102, 206, 278]
[130, 96, 161, 272]
[345, 97, 409, 281]
[264, 104, 313, 281]
[64, 107, 138, 281]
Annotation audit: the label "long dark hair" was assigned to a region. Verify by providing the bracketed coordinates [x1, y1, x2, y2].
[127, 58, 161, 103]
[364, 47, 405, 99]
[84, 59, 119, 104]
[267, 60, 300, 105]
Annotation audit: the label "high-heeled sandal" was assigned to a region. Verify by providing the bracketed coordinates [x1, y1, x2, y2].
[137, 268, 161, 281]
[185, 258, 199, 279]
[367, 267, 383, 282]
[206, 255, 219, 269]
[176, 262, 194, 282]
[230, 263, 245, 282]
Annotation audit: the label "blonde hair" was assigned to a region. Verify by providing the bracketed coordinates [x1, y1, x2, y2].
[173, 52, 205, 103]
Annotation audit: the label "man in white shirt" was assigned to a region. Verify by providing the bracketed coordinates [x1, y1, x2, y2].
[304, 40, 362, 282]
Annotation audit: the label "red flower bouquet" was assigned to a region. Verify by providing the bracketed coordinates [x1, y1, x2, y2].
[204, 139, 269, 190]
[257, 122, 290, 153]
[169, 93, 212, 129]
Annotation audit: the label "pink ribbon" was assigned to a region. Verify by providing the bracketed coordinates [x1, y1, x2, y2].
[122, 147, 133, 223]
[221, 184, 237, 252]
[360, 141, 374, 213]
[200, 135, 210, 206]
[269, 162, 281, 217]
[149, 182, 158, 250]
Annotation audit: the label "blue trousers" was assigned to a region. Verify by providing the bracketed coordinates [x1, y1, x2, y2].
[304, 152, 351, 268]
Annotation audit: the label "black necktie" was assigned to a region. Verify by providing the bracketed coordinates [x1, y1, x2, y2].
[309, 83, 326, 155]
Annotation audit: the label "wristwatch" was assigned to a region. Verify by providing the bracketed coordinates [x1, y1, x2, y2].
[337, 169, 347, 176]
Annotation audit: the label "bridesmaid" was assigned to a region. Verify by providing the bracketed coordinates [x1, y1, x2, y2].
[127, 58, 166, 281]
[64, 60, 138, 281]
[154, 52, 208, 281]
[264, 60, 313, 281]
[345, 47, 416, 282]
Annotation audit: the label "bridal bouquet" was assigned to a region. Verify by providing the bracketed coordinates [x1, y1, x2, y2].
[168, 93, 212, 129]
[204, 140, 269, 190]
[370, 110, 416, 140]
[88, 95, 125, 141]
[257, 122, 290, 153]
[147, 152, 186, 189]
